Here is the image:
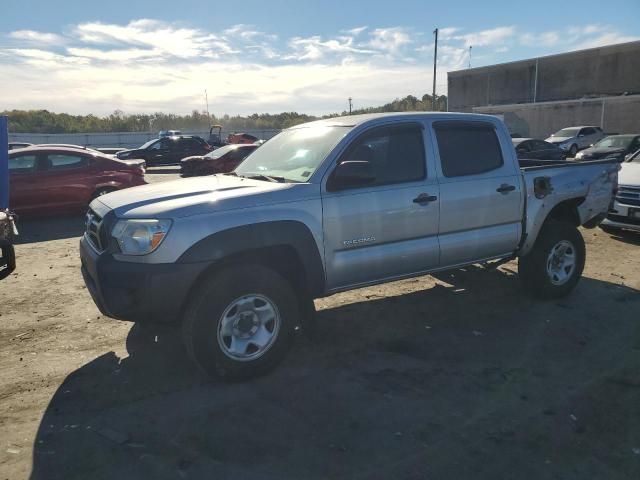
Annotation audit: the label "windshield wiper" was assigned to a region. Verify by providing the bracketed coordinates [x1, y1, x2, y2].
[242, 173, 287, 183]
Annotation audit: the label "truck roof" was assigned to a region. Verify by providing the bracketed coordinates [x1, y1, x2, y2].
[291, 112, 500, 129]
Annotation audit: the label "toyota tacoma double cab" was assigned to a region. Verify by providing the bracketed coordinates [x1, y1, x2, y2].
[80, 113, 619, 380]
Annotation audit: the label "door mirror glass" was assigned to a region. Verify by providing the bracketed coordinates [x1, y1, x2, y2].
[329, 160, 375, 190]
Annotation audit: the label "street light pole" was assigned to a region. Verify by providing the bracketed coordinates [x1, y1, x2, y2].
[348, 97, 353, 115]
[432, 28, 438, 111]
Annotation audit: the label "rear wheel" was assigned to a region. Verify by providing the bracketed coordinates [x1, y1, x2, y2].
[518, 220, 585, 299]
[182, 264, 299, 380]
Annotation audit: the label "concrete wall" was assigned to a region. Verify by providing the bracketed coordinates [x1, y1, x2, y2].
[474, 95, 640, 139]
[9, 129, 282, 149]
[448, 41, 640, 112]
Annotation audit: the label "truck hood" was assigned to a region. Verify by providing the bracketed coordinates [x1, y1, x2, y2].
[95, 174, 296, 218]
[618, 163, 640, 187]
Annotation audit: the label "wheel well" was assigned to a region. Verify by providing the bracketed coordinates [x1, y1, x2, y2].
[191, 245, 310, 298]
[547, 198, 584, 226]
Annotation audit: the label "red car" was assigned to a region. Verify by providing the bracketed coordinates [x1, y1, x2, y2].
[8, 146, 146, 216]
[180, 144, 258, 177]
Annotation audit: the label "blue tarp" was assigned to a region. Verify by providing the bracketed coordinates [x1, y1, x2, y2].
[0, 116, 8, 209]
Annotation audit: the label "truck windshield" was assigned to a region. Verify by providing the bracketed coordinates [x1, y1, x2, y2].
[235, 126, 349, 182]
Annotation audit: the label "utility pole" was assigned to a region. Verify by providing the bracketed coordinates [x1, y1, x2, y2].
[348, 97, 353, 115]
[432, 28, 438, 111]
[468, 45, 472, 69]
[204, 89, 211, 123]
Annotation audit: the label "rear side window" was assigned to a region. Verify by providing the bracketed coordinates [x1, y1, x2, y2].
[9, 155, 37, 173]
[434, 122, 503, 177]
[46, 154, 87, 170]
[341, 125, 426, 187]
[580, 127, 595, 136]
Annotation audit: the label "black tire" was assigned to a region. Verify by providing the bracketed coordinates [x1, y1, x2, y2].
[569, 144, 578, 157]
[518, 220, 585, 299]
[182, 264, 299, 380]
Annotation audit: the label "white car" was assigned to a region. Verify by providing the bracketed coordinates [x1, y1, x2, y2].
[545, 126, 605, 157]
[601, 151, 640, 233]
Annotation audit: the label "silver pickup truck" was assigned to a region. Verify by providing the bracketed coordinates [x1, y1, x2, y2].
[80, 113, 619, 380]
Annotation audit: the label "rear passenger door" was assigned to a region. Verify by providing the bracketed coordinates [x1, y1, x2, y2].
[322, 123, 440, 290]
[431, 121, 523, 266]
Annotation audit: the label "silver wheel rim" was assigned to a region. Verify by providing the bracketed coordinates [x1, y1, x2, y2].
[217, 294, 280, 361]
[546, 240, 576, 286]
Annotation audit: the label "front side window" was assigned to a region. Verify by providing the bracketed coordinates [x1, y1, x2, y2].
[434, 122, 504, 177]
[9, 154, 37, 173]
[46, 154, 87, 170]
[337, 125, 426, 187]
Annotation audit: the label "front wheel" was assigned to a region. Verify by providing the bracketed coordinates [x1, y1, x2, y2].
[182, 264, 299, 380]
[518, 220, 585, 299]
[568, 144, 578, 157]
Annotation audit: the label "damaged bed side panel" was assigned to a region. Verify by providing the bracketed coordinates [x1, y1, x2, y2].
[520, 162, 619, 256]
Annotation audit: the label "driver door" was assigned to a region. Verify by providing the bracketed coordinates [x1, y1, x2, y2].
[322, 123, 440, 290]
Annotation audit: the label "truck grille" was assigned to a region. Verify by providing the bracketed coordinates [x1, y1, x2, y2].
[85, 208, 104, 251]
[616, 185, 640, 207]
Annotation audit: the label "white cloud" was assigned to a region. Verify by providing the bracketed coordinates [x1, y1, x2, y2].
[454, 26, 515, 47]
[73, 19, 235, 58]
[8, 30, 63, 44]
[520, 31, 561, 47]
[368, 27, 412, 53]
[287, 34, 373, 61]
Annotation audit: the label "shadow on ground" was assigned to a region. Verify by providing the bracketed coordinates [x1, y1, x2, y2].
[605, 229, 640, 246]
[31, 268, 640, 480]
[15, 215, 85, 244]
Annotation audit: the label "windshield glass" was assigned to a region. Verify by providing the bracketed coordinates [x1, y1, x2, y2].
[235, 126, 350, 182]
[595, 136, 634, 148]
[140, 139, 158, 149]
[552, 128, 580, 137]
[205, 145, 237, 159]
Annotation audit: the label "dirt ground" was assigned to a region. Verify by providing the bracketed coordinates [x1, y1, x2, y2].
[1, 171, 639, 479]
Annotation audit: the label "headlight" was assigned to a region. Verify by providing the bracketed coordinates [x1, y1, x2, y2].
[558, 143, 569, 150]
[111, 219, 172, 255]
[575, 152, 584, 159]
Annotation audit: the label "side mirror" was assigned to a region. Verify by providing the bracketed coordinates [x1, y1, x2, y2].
[328, 160, 375, 190]
[578, 134, 585, 138]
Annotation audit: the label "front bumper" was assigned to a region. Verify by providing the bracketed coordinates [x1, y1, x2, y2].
[601, 199, 640, 233]
[80, 235, 208, 323]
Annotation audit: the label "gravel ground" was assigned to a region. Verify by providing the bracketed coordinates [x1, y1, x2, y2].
[1, 172, 639, 479]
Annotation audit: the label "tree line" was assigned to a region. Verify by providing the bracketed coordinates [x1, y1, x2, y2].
[2, 93, 447, 134]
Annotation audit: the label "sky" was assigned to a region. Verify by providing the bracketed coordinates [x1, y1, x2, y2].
[0, 0, 638, 116]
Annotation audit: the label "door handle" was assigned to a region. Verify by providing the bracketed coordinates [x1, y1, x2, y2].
[413, 193, 438, 204]
[496, 184, 516, 194]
